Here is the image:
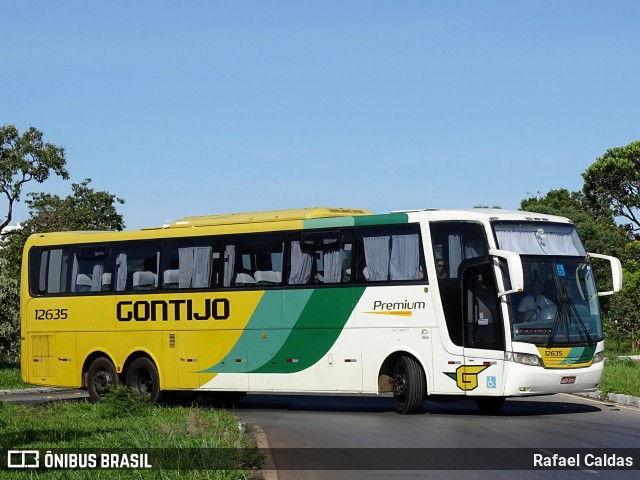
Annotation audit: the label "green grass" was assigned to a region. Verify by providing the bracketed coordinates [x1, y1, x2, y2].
[0, 387, 262, 479]
[600, 357, 640, 397]
[0, 363, 33, 390]
[604, 336, 640, 356]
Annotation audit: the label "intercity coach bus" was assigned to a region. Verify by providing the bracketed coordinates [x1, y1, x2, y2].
[20, 207, 622, 414]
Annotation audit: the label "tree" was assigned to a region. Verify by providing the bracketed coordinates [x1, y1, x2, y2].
[581, 141, 640, 350]
[608, 269, 640, 351]
[0, 179, 125, 363]
[0, 125, 69, 231]
[583, 140, 640, 239]
[29, 178, 125, 229]
[0, 270, 20, 364]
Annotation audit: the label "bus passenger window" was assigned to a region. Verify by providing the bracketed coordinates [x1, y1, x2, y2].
[114, 242, 160, 292]
[430, 221, 488, 280]
[355, 226, 425, 283]
[30, 247, 70, 295]
[161, 238, 219, 290]
[71, 245, 113, 293]
[223, 234, 284, 288]
[289, 230, 353, 285]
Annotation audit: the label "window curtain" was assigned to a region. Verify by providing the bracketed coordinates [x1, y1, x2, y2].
[91, 264, 104, 292]
[495, 230, 580, 256]
[465, 240, 482, 258]
[448, 235, 463, 278]
[178, 247, 212, 288]
[323, 248, 342, 283]
[178, 247, 193, 288]
[70, 255, 79, 293]
[192, 246, 212, 288]
[495, 230, 543, 254]
[363, 236, 390, 281]
[155, 251, 160, 287]
[543, 233, 581, 256]
[223, 245, 235, 287]
[116, 253, 127, 291]
[390, 234, 420, 280]
[289, 241, 312, 285]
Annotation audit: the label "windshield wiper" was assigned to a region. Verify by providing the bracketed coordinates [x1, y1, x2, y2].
[546, 304, 562, 349]
[568, 299, 594, 347]
[546, 283, 593, 348]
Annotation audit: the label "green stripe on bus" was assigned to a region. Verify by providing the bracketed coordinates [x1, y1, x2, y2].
[251, 287, 366, 374]
[303, 217, 356, 229]
[562, 346, 596, 365]
[302, 213, 409, 229]
[200, 290, 313, 373]
[353, 213, 408, 226]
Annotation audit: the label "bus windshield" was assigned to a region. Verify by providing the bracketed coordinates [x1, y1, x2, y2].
[509, 259, 603, 346]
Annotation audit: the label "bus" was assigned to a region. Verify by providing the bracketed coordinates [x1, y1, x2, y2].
[20, 207, 622, 414]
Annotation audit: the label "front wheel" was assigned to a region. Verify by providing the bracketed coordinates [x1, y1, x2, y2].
[87, 357, 119, 402]
[126, 357, 161, 403]
[392, 356, 425, 414]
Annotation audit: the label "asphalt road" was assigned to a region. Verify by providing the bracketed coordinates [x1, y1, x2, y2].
[3, 390, 639, 479]
[233, 393, 640, 480]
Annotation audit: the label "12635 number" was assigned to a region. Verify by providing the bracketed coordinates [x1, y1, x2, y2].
[35, 309, 68, 320]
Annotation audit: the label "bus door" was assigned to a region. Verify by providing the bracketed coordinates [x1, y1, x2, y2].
[460, 264, 505, 395]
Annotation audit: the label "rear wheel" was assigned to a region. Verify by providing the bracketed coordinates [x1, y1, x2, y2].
[392, 356, 425, 414]
[87, 357, 119, 402]
[126, 357, 161, 403]
[475, 396, 506, 412]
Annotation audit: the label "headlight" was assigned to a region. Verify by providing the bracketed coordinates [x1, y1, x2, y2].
[592, 351, 605, 364]
[505, 351, 542, 366]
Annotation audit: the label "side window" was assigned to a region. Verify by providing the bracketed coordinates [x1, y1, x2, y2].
[223, 234, 284, 288]
[29, 247, 70, 295]
[430, 221, 490, 347]
[71, 245, 113, 293]
[355, 225, 425, 283]
[161, 237, 220, 289]
[113, 242, 161, 292]
[430, 221, 488, 280]
[288, 230, 353, 285]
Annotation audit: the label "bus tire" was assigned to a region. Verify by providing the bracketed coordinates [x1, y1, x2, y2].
[87, 357, 119, 402]
[392, 356, 425, 414]
[126, 357, 161, 403]
[475, 396, 505, 412]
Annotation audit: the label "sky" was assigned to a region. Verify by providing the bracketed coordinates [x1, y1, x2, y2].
[2, 1, 639, 231]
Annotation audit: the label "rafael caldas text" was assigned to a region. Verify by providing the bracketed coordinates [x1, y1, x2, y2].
[533, 452, 633, 468]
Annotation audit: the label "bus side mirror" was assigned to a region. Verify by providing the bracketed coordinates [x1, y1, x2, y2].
[489, 249, 524, 297]
[588, 252, 623, 296]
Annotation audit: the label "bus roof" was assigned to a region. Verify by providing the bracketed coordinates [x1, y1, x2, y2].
[167, 207, 374, 228]
[24, 207, 575, 247]
[418, 208, 574, 224]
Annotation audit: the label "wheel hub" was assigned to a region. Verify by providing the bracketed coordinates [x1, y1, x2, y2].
[394, 372, 407, 397]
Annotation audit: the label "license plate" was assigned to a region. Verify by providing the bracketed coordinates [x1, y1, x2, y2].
[560, 376, 576, 385]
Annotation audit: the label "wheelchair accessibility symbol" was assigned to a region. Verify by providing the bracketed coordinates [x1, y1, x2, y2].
[486, 376, 497, 389]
